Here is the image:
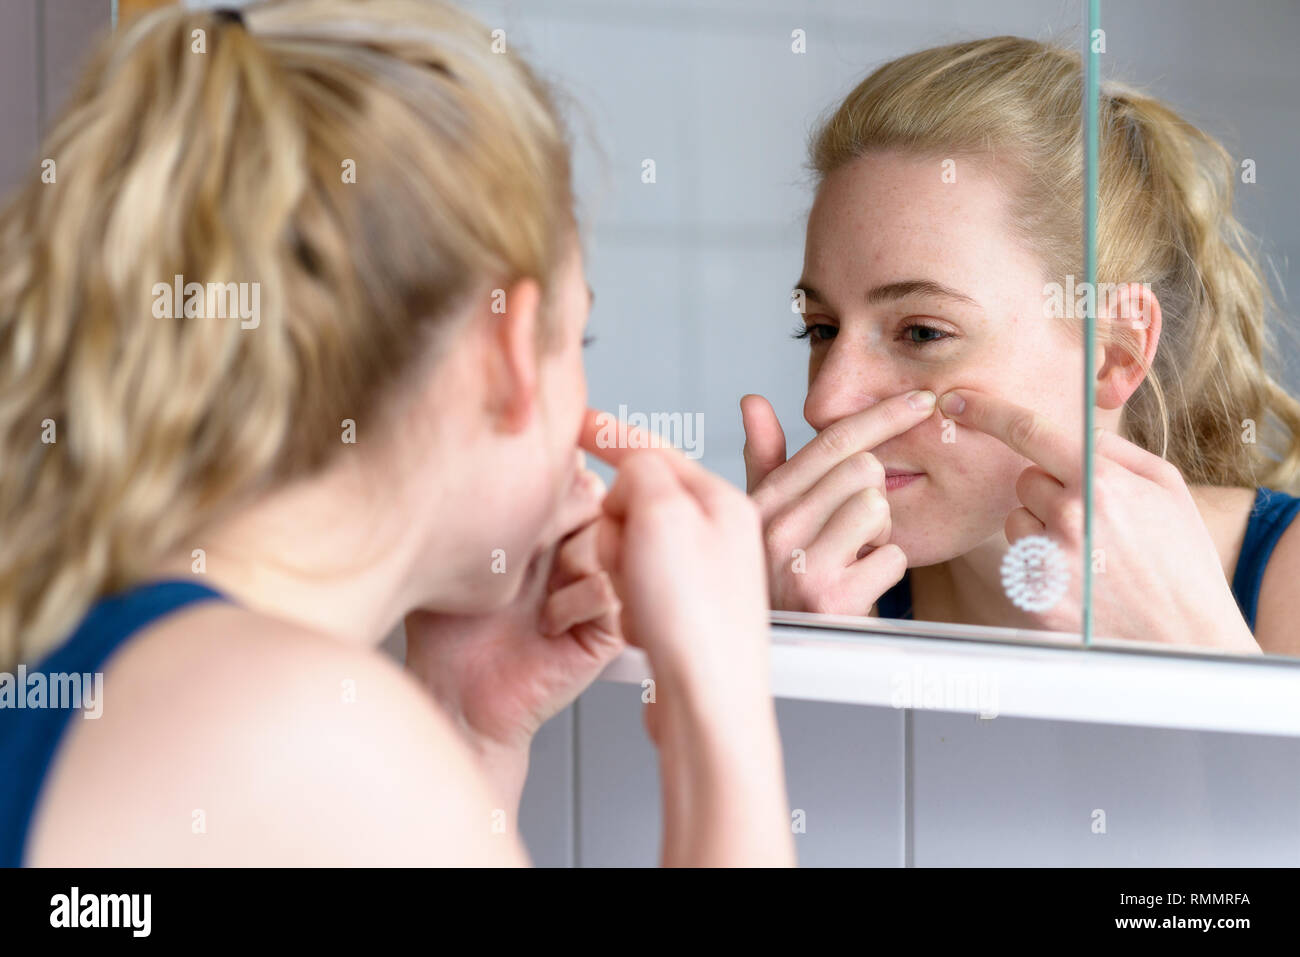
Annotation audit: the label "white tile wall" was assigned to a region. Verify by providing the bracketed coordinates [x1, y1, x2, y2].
[573, 682, 909, 867]
[910, 711, 1300, 866]
[562, 685, 1300, 867]
[0, 1, 111, 195]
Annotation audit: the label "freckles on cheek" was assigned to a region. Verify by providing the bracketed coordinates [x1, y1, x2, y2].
[929, 423, 1023, 487]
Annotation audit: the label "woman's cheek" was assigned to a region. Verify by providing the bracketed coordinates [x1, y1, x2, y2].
[928, 428, 1025, 541]
[944, 425, 1025, 497]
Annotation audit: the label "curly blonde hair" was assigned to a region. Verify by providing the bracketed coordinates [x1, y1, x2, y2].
[0, 0, 575, 667]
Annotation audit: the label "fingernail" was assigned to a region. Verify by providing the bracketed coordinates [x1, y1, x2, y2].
[906, 389, 936, 411]
[939, 391, 965, 415]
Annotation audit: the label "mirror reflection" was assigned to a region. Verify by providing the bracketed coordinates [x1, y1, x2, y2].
[493, 0, 1297, 658]
[1074, 1, 1300, 657]
[750, 33, 1090, 646]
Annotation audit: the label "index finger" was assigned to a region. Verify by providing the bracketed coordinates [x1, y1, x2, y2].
[761, 390, 938, 502]
[579, 407, 672, 466]
[579, 407, 732, 512]
[937, 389, 1082, 486]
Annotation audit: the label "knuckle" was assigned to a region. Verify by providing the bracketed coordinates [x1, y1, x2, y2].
[1091, 466, 1115, 506]
[881, 399, 910, 431]
[641, 487, 687, 521]
[1007, 411, 1043, 452]
[816, 422, 856, 457]
[877, 543, 907, 575]
[1014, 470, 1035, 501]
[750, 490, 775, 523]
[850, 451, 885, 485]
[857, 486, 887, 516]
[1155, 460, 1183, 488]
[1055, 497, 1085, 536]
[764, 508, 799, 548]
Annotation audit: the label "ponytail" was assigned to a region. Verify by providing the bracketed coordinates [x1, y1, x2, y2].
[0, 0, 575, 668]
[1101, 87, 1300, 491]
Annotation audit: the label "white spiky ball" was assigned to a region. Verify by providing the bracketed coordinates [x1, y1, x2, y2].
[1000, 534, 1069, 613]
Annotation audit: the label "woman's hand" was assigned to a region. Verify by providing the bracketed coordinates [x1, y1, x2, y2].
[938, 389, 1260, 651]
[580, 408, 794, 866]
[404, 454, 624, 809]
[741, 391, 937, 615]
[580, 410, 770, 699]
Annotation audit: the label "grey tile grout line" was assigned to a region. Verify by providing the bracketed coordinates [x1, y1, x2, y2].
[571, 697, 581, 868]
[903, 708, 915, 868]
[35, 0, 45, 138]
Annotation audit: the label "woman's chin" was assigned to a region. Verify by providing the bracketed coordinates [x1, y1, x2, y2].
[886, 524, 987, 570]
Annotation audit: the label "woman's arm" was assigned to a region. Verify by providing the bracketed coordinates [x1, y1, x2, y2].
[650, 668, 791, 866]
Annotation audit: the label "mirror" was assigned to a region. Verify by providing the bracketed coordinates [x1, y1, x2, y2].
[1079, 0, 1300, 658]
[459, 0, 1297, 659]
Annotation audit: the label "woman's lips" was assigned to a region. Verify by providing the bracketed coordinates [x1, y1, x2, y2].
[884, 469, 924, 491]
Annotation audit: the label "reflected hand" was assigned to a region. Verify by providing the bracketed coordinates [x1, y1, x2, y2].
[741, 391, 937, 615]
[938, 388, 1259, 651]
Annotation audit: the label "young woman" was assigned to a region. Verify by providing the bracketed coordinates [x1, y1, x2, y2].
[743, 37, 1300, 655]
[0, 1, 793, 866]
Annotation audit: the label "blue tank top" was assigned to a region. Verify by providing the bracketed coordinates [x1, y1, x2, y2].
[0, 580, 225, 866]
[876, 487, 1300, 630]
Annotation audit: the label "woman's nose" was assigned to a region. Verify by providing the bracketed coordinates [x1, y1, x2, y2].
[804, 347, 915, 432]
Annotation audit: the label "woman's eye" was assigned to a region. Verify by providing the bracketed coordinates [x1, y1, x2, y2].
[901, 323, 951, 346]
[792, 323, 837, 343]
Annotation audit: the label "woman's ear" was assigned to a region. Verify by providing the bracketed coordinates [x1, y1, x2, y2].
[481, 277, 543, 433]
[1095, 282, 1162, 411]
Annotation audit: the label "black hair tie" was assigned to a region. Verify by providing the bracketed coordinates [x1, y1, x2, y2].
[214, 7, 245, 28]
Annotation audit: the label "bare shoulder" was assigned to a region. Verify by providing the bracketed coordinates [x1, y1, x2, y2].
[1254, 495, 1300, 656]
[27, 601, 525, 866]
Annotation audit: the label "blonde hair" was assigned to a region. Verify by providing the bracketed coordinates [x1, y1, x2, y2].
[810, 36, 1300, 495]
[0, 0, 575, 667]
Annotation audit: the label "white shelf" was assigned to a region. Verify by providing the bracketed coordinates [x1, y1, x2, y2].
[598, 614, 1300, 739]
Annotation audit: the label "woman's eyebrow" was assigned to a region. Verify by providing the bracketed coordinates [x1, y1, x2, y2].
[793, 278, 981, 310]
[865, 278, 981, 308]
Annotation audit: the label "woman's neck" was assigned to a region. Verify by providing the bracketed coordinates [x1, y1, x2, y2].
[909, 533, 1046, 631]
[150, 463, 440, 648]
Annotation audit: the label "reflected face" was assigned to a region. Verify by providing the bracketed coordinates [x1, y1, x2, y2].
[799, 150, 1085, 567]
